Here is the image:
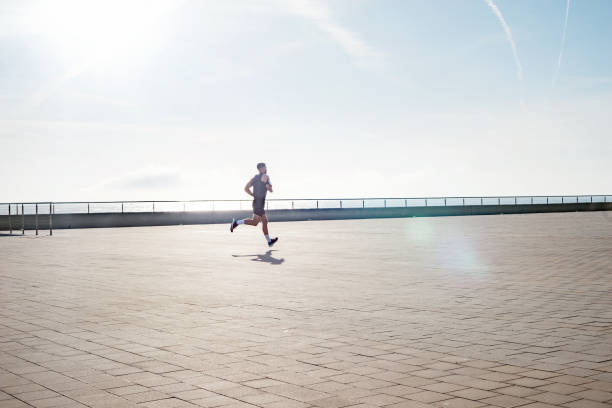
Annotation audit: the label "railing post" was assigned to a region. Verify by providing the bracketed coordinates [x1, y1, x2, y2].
[462, 198, 465, 206]
[547, 196, 549, 204]
[183, 202, 186, 212]
[362, 200, 364, 208]
[8, 204, 12, 235]
[482, 197, 484, 206]
[444, 198, 446, 206]
[121, 202, 124, 214]
[590, 196, 593, 203]
[35, 203, 39, 236]
[87, 202, 90, 214]
[405, 199, 407, 207]
[514, 196, 517, 205]
[384, 199, 387, 208]
[22, 204, 25, 235]
[316, 200, 319, 209]
[497, 197, 499, 206]
[153, 202, 155, 212]
[49, 202, 53, 236]
[425, 198, 428, 207]
[340, 200, 342, 209]
[292, 201, 294, 209]
[531, 197, 533, 205]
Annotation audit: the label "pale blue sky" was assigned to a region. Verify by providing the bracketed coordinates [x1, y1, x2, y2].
[1, 0, 610, 201]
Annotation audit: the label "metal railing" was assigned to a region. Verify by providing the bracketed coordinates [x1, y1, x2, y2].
[1, 195, 610, 236]
[1, 195, 610, 216]
[2, 202, 53, 236]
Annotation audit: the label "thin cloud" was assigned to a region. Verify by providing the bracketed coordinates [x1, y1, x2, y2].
[98, 167, 183, 191]
[283, 0, 382, 68]
[553, 0, 571, 87]
[484, 0, 524, 107]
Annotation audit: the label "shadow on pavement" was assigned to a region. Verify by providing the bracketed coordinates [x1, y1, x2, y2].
[232, 250, 285, 265]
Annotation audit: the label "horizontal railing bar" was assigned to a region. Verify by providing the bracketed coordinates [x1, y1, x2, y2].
[1, 194, 610, 206]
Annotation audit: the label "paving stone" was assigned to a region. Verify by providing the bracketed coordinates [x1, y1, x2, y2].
[263, 398, 312, 408]
[562, 400, 612, 408]
[521, 371, 561, 380]
[13, 389, 60, 402]
[537, 383, 586, 395]
[582, 381, 612, 393]
[546, 376, 592, 387]
[108, 385, 149, 396]
[480, 395, 532, 408]
[509, 379, 552, 389]
[377, 384, 422, 396]
[189, 394, 236, 407]
[526, 392, 580, 405]
[263, 383, 330, 402]
[140, 398, 199, 408]
[356, 393, 405, 406]
[28, 395, 77, 407]
[0, 398, 35, 408]
[387, 401, 440, 408]
[172, 388, 216, 401]
[420, 383, 467, 394]
[569, 389, 612, 403]
[494, 386, 543, 397]
[518, 403, 559, 408]
[450, 389, 500, 401]
[351, 379, 395, 390]
[433, 397, 486, 408]
[310, 395, 362, 407]
[407, 391, 454, 403]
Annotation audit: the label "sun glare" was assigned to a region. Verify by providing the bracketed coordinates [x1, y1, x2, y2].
[26, 0, 177, 66]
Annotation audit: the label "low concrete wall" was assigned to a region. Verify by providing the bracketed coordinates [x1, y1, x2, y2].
[1, 202, 611, 231]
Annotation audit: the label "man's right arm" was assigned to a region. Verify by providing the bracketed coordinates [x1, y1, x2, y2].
[244, 178, 254, 197]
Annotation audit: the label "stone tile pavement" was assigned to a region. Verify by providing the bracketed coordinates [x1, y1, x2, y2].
[1, 212, 611, 408]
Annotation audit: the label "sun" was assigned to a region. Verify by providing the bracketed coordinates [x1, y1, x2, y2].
[25, 0, 178, 67]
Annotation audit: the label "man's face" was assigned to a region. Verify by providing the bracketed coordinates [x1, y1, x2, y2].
[259, 165, 267, 174]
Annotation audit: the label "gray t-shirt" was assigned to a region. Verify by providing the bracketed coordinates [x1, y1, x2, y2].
[252, 174, 271, 199]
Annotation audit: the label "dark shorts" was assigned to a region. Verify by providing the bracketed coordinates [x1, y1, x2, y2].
[253, 197, 265, 216]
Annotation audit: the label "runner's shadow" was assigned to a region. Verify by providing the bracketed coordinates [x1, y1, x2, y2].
[232, 250, 285, 265]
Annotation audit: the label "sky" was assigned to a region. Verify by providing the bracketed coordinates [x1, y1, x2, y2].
[1, 0, 611, 202]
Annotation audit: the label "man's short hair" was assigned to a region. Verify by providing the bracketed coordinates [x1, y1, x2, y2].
[257, 162, 266, 170]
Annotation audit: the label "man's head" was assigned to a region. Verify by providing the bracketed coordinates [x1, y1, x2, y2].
[257, 162, 267, 174]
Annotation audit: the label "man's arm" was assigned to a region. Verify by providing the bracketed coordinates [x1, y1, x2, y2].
[244, 178, 254, 197]
[262, 175, 273, 193]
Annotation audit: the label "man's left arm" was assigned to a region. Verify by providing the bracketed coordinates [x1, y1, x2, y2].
[263, 175, 273, 193]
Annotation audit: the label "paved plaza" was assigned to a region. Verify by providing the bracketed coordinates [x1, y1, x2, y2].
[1, 212, 612, 408]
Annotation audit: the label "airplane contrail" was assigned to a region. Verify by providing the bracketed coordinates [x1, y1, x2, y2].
[484, 0, 524, 106]
[553, 0, 571, 86]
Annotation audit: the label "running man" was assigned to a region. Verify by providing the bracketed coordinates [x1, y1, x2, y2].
[230, 162, 278, 247]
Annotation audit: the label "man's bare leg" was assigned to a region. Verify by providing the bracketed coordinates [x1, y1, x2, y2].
[243, 215, 260, 226]
[261, 215, 278, 246]
[231, 214, 261, 232]
[261, 215, 269, 235]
